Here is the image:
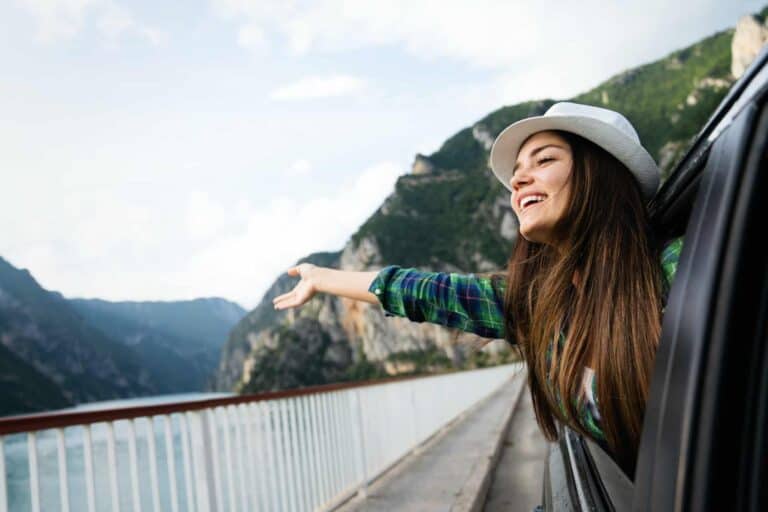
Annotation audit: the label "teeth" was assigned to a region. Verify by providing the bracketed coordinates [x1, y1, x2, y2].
[521, 195, 546, 209]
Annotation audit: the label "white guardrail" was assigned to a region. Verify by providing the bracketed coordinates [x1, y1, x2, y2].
[0, 363, 523, 512]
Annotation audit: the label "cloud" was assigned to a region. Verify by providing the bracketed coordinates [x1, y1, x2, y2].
[213, 0, 539, 65]
[270, 74, 367, 101]
[212, 0, 740, 111]
[286, 159, 312, 177]
[4, 160, 403, 309]
[18, 0, 166, 45]
[237, 23, 268, 52]
[185, 190, 243, 241]
[178, 160, 402, 307]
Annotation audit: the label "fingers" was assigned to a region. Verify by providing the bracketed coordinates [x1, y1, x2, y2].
[273, 290, 298, 310]
[273, 267, 305, 310]
[273, 297, 290, 310]
[274, 290, 312, 310]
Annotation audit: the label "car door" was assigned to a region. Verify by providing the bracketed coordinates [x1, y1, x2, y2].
[632, 68, 768, 511]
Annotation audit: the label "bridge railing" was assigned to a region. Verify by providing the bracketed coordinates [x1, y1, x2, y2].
[0, 362, 523, 512]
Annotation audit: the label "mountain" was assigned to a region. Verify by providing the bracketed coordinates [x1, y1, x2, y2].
[69, 297, 245, 353]
[0, 341, 70, 414]
[69, 297, 245, 390]
[0, 256, 157, 415]
[0, 255, 246, 416]
[213, 7, 768, 393]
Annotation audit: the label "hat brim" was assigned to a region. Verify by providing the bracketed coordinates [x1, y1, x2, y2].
[489, 114, 660, 202]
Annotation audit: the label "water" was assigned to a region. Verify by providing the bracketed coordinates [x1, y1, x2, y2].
[3, 392, 233, 511]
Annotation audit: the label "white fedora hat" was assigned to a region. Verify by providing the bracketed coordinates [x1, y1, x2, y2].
[489, 101, 661, 202]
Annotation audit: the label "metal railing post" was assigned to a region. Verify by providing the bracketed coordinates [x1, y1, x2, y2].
[186, 410, 218, 512]
[26, 432, 40, 512]
[82, 425, 97, 512]
[409, 381, 421, 454]
[0, 437, 6, 512]
[352, 389, 368, 498]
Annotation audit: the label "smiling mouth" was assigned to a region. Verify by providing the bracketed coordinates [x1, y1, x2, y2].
[521, 198, 546, 213]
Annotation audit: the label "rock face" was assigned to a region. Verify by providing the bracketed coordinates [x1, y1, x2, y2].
[411, 154, 436, 175]
[238, 317, 352, 393]
[732, 14, 768, 79]
[472, 124, 495, 151]
[684, 77, 732, 107]
[492, 194, 518, 242]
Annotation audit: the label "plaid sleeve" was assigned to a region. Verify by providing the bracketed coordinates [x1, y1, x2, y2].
[661, 236, 684, 312]
[368, 265, 507, 340]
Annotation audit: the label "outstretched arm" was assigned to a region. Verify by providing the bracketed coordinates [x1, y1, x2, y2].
[272, 263, 381, 309]
[272, 263, 508, 340]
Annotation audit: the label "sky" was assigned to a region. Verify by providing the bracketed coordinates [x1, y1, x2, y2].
[0, 0, 764, 310]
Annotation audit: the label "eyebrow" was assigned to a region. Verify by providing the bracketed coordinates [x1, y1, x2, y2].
[513, 143, 565, 172]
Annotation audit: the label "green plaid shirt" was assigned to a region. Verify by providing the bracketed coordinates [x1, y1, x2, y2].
[368, 236, 685, 444]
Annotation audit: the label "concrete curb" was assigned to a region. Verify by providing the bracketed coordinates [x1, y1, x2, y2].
[451, 368, 528, 512]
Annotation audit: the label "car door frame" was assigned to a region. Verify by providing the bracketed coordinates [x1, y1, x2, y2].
[632, 69, 768, 511]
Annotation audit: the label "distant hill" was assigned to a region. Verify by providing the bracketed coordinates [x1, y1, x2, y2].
[0, 256, 245, 416]
[69, 297, 245, 391]
[69, 297, 245, 353]
[0, 256, 156, 415]
[0, 341, 70, 414]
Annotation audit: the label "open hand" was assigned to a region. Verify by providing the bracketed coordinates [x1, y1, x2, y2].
[272, 263, 318, 310]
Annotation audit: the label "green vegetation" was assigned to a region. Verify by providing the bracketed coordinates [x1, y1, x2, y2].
[387, 346, 453, 373]
[341, 351, 388, 382]
[0, 341, 71, 416]
[351, 168, 512, 268]
[464, 342, 521, 369]
[572, 29, 733, 171]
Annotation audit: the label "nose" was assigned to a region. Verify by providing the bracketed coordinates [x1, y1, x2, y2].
[509, 167, 532, 190]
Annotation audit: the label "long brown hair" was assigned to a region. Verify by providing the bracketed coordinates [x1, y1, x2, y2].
[500, 129, 665, 478]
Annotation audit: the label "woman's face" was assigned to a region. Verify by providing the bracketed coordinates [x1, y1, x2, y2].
[509, 130, 573, 247]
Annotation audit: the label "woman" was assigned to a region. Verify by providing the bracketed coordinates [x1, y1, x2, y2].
[272, 101, 683, 480]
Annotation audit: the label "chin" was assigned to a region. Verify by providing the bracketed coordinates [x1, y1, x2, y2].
[519, 227, 548, 245]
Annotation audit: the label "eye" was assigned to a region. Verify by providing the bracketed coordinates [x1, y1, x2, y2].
[511, 156, 554, 179]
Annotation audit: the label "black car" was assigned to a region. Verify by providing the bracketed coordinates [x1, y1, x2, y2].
[542, 44, 768, 511]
